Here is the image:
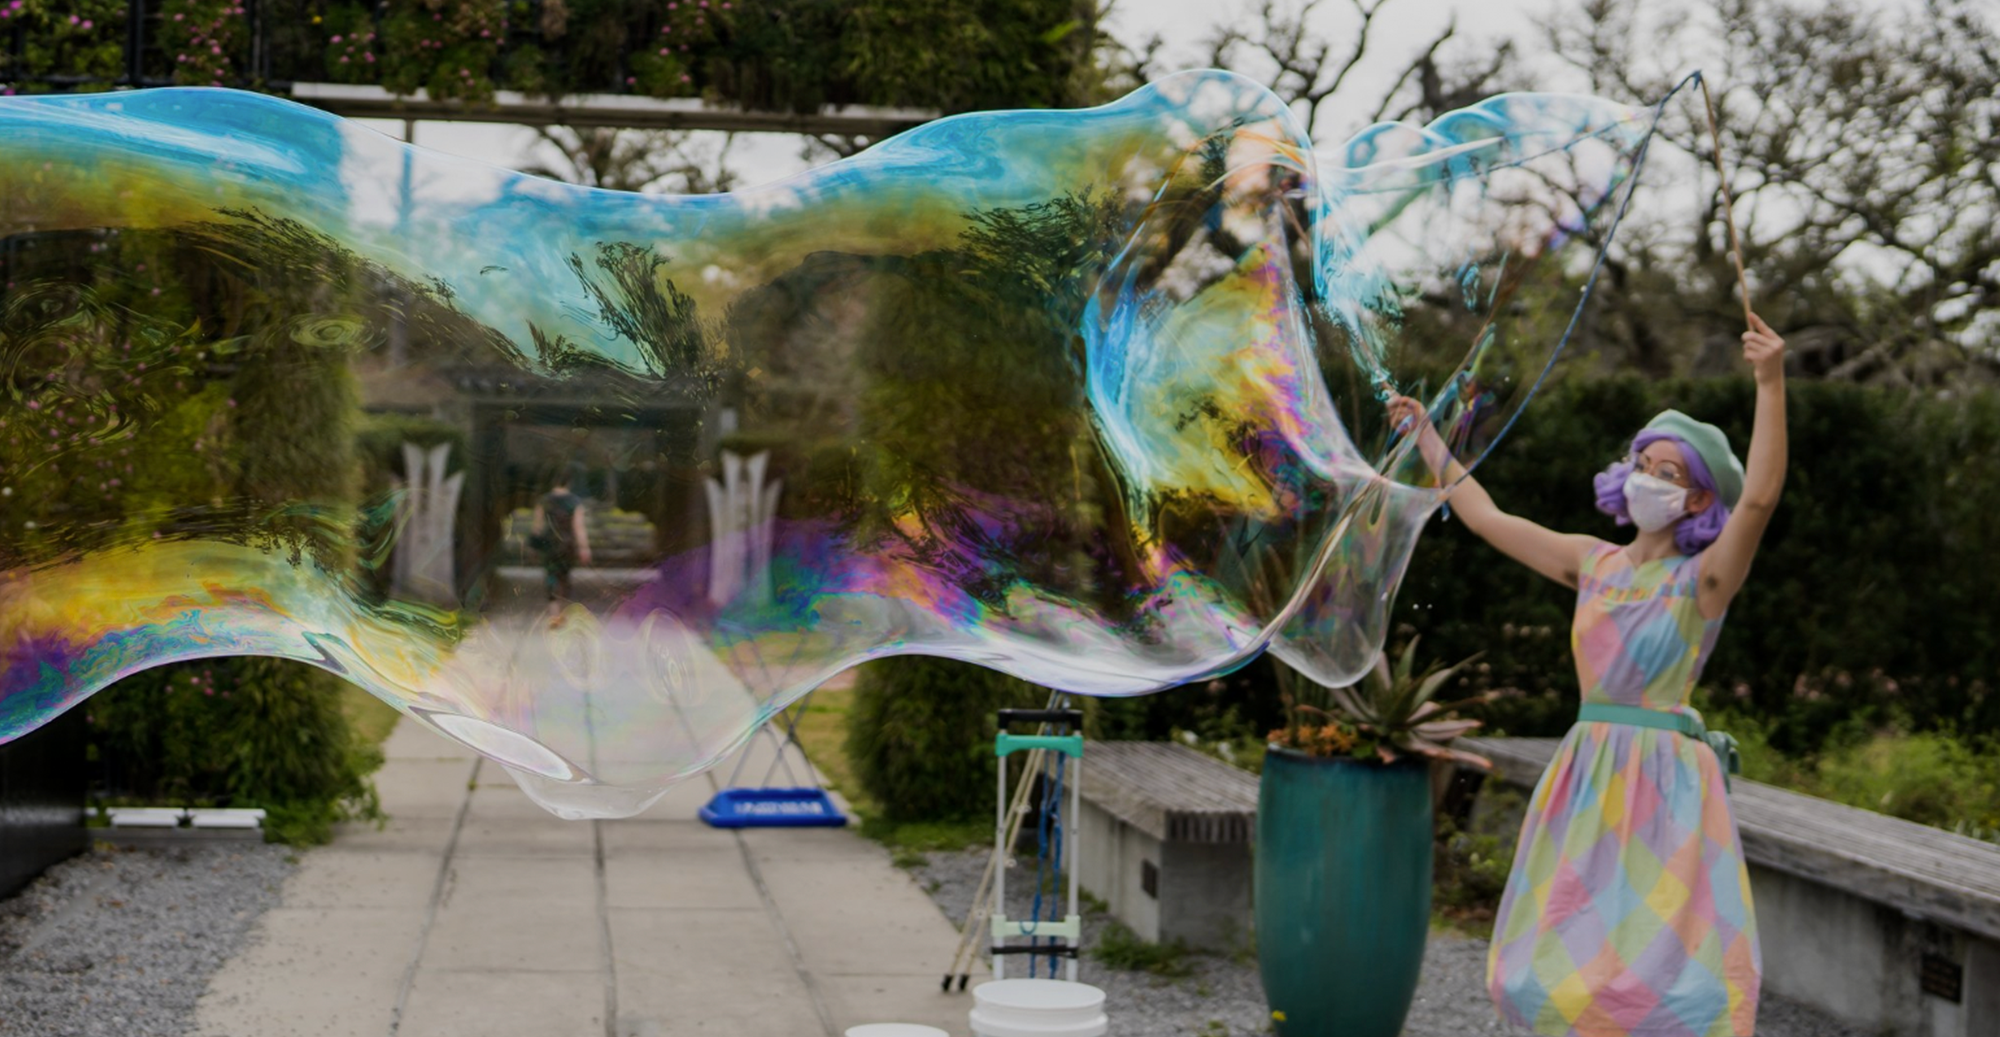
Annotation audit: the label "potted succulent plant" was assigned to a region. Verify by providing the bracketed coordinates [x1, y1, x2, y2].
[1255, 638, 1491, 1037]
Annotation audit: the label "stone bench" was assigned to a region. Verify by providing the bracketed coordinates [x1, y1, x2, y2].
[1076, 740, 1259, 951]
[1459, 736, 2000, 1037]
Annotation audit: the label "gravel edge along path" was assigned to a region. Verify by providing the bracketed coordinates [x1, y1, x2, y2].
[908, 845, 1868, 1037]
[0, 833, 1871, 1037]
[0, 841, 295, 1037]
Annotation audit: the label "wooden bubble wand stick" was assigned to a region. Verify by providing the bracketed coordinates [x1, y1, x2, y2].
[1698, 73, 1754, 326]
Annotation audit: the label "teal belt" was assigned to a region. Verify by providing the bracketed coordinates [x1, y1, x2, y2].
[1577, 703, 1742, 791]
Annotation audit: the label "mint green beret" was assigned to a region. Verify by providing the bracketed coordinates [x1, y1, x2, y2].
[1644, 409, 1744, 508]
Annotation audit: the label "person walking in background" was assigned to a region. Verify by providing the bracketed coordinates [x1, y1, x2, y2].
[531, 462, 592, 605]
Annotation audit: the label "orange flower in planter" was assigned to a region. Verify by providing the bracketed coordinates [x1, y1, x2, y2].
[1269, 637, 1493, 770]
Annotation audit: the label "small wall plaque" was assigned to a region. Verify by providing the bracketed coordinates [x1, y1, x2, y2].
[1920, 952, 1963, 1003]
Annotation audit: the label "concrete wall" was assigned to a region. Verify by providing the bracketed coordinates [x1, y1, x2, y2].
[1157, 839, 1253, 952]
[1751, 863, 2000, 1037]
[0, 708, 88, 898]
[1077, 799, 1253, 951]
[1077, 799, 1161, 942]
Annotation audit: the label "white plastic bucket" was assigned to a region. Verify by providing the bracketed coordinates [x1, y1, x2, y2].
[968, 979, 1108, 1037]
[843, 1026, 949, 1037]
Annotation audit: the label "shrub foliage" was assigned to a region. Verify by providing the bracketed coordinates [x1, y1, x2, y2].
[88, 657, 385, 845]
[844, 655, 1046, 825]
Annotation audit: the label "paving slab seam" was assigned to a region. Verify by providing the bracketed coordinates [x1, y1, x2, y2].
[416, 966, 616, 974]
[594, 819, 618, 1037]
[708, 769, 842, 1037]
[389, 754, 482, 1035]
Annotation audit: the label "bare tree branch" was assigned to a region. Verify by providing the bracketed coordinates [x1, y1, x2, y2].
[521, 126, 741, 195]
[1536, 0, 2000, 385]
[1205, 0, 1523, 137]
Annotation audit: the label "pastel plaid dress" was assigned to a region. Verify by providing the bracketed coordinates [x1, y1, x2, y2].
[1487, 541, 1761, 1036]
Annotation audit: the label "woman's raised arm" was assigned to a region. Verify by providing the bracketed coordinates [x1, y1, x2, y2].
[1388, 395, 1599, 589]
[1697, 313, 1788, 618]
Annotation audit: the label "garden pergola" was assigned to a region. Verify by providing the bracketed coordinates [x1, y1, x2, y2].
[289, 82, 933, 136]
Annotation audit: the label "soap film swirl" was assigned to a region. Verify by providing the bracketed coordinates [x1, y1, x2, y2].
[0, 70, 1651, 817]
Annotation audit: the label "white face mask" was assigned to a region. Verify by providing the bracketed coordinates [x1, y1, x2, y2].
[1624, 471, 1688, 532]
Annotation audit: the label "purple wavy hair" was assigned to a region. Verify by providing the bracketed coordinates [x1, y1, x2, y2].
[1592, 429, 1731, 554]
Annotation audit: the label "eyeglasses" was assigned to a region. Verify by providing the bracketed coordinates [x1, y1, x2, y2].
[1625, 453, 1690, 487]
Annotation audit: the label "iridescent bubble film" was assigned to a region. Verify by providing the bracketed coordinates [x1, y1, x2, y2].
[0, 72, 1652, 816]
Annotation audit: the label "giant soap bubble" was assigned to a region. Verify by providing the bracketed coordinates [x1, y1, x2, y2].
[0, 71, 1654, 817]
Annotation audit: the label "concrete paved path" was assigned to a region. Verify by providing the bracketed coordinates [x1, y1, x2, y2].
[195, 716, 985, 1037]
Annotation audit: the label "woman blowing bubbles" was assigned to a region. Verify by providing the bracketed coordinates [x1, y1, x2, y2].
[1388, 313, 1787, 1036]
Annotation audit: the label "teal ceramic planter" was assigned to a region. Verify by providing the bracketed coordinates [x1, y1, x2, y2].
[1255, 746, 1434, 1037]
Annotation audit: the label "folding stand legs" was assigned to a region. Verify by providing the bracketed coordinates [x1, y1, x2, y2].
[990, 706, 1083, 982]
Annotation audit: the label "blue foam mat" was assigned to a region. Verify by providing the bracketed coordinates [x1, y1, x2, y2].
[698, 787, 849, 828]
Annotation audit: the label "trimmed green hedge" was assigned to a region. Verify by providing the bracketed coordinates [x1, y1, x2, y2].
[2, 0, 1100, 112]
[87, 657, 384, 845]
[844, 655, 1046, 825]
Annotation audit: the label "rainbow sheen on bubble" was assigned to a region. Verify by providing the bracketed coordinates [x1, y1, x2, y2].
[0, 71, 1651, 817]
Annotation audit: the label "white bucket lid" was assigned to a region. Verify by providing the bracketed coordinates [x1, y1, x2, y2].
[844, 1026, 949, 1037]
[973, 980, 1105, 1013]
[969, 980, 1108, 1037]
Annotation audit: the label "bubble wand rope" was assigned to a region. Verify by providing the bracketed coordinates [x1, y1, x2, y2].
[1386, 72, 1685, 495]
[1697, 73, 1754, 325]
